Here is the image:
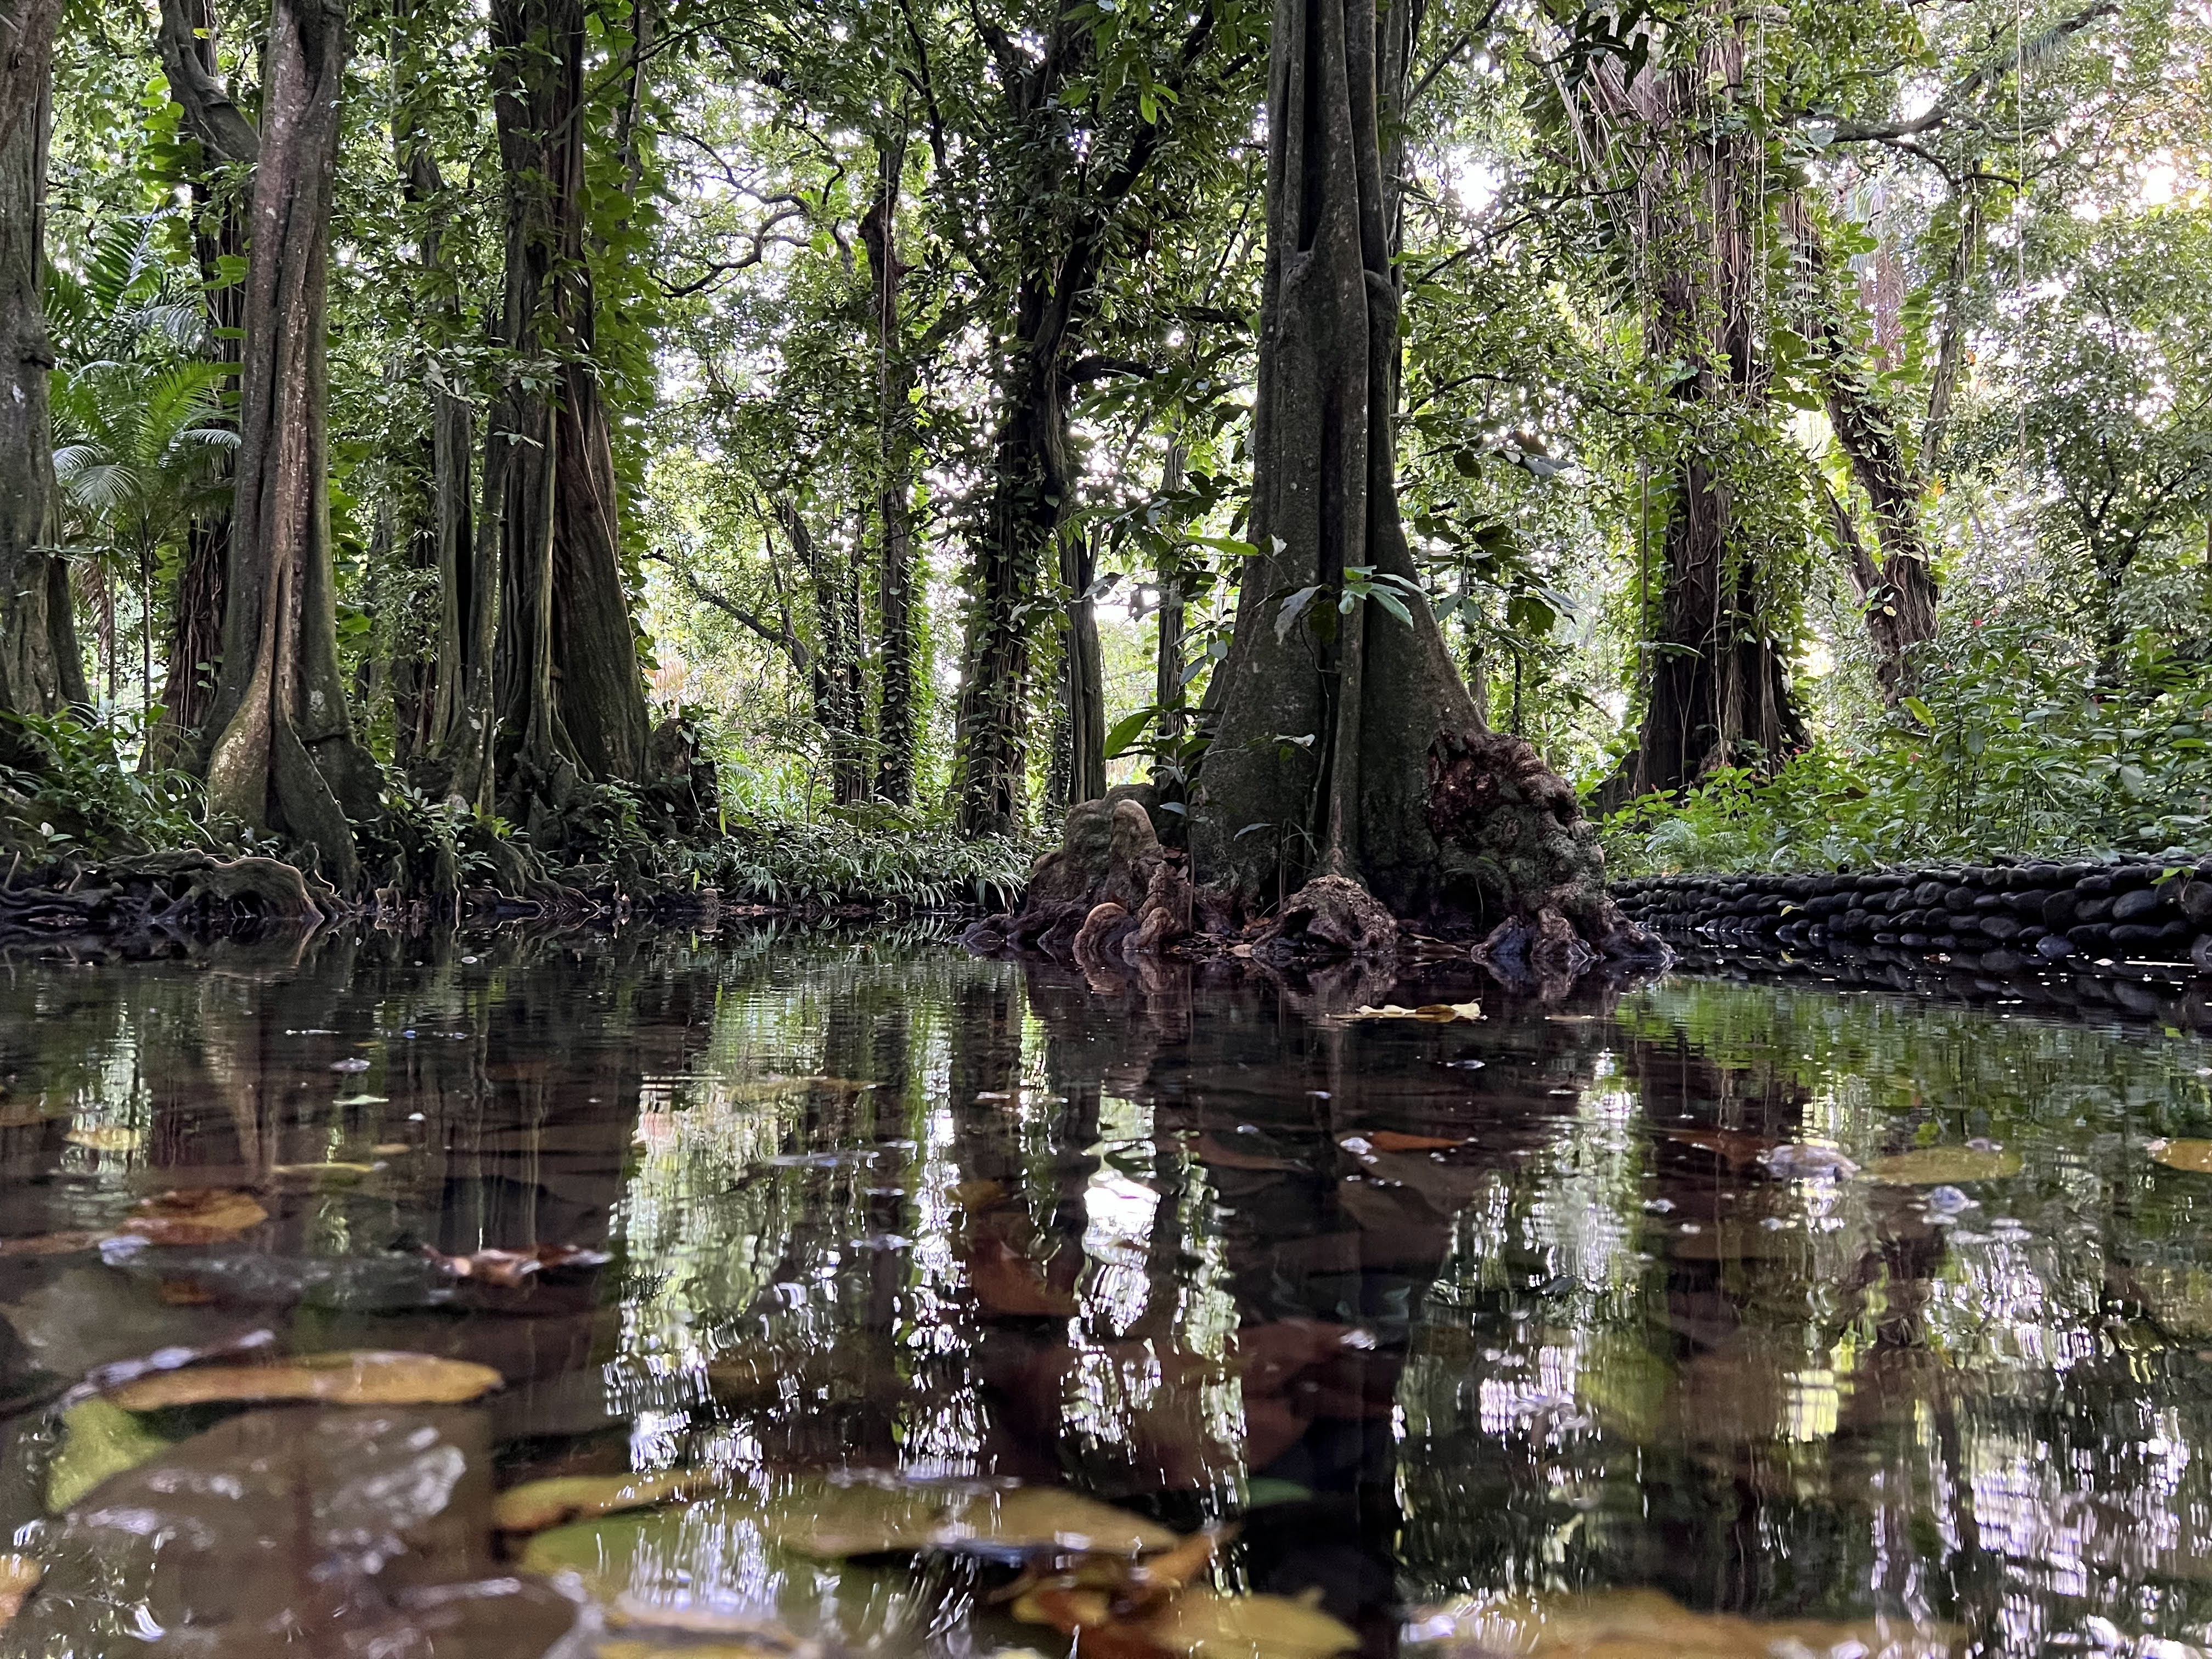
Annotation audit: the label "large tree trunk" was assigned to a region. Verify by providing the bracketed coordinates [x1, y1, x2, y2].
[199, 0, 375, 888]
[860, 140, 920, 806]
[1784, 197, 1939, 703]
[148, 0, 253, 766]
[487, 0, 650, 834]
[1580, 24, 1802, 797]
[955, 273, 1069, 836]
[1190, 0, 1632, 964]
[0, 0, 81, 766]
[1060, 526, 1108, 808]
[391, 0, 478, 783]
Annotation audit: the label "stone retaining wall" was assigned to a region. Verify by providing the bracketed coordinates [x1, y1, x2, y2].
[1613, 857, 2212, 976]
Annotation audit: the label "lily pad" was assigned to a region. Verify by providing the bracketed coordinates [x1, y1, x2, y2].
[1146, 1589, 1359, 1659]
[494, 1469, 718, 1533]
[105, 1350, 503, 1410]
[1863, 1147, 2024, 1186]
[2151, 1138, 2212, 1173]
[47, 1397, 176, 1511]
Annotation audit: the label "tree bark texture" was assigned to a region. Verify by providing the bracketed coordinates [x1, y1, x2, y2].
[147, 0, 252, 765]
[860, 140, 920, 806]
[1191, 0, 1627, 958]
[0, 0, 81, 764]
[199, 0, 375, 887]
[391, 0, 479, 787]
[776, 500, 867, 805]
[1060, 525, 1107, 807]
[1784, 196, 1938, 703]
[487, 0, 651, 832]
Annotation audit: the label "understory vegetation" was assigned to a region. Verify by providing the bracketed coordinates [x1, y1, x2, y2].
[0, 0, 2206, 909]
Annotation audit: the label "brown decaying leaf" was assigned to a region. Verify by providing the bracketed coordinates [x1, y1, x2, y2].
[2150, 1138, 2212, 1173]
[105, 1350, 503, 1410]
[967, 1235, 1078, 1317]
[1194, 1135, 1302, 1173]
[158, 1278, 219, 1307]
[123, 1189, 269, 1245]
[421, 1243, 612, 1288]
[1345, 1131, 1465, 1154]
[1409, 1587, 1956, 1658]
[1344, 1003, 1482, 1023]
[950, 1178, 1007, 1211]
[0, 1555, 41, 1632]
[493, 1469, 718, 1533]
[1658, 1127, 1776, 1171]
[0, 1231, 110, 1259]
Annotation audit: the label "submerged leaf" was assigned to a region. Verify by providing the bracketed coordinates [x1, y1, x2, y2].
[1404, 1587, 1955, 1657]
[494, 1469, 718, 1533]
[0, 1231, 110, 1259]
[268, 1160, 382, 1185]
[65, 1125, 140, 1153]
[105, 1350, 503, 1410]
[967, 1237, 1077, 1318]
[1348, 1132, 1465, 1154]
[0, 1555, 40, 1631]
[1146, 1590, 1359, 1659]
[422, 1243, 611, 1288]
[47, 1398, 174, 1511]
[1864, 1147, 2023, 1185]
[123, 1188, 269, 1245]
[2150, 1138, 2212, 1173]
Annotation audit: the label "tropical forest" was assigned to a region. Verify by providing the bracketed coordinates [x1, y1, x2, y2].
[1, 0, 2211, 1649]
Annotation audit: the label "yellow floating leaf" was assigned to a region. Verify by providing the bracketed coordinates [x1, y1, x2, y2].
[494, 1469, 719, 1533]
[122, 1189, 268, 1245]
[934, 1485, 1180, 1555]
[1863, 1147, 2023, 1186]
[757, 1481, 949, 1558]
[1147, 1589, 1359, 1659]
[2151, 1138, 2212, 1173]
[105, 1350, 502, 1410]
[65, 1125, 140, 1154]
[0, 1555, 40, 1632]
[267, 1161, 382, 1187]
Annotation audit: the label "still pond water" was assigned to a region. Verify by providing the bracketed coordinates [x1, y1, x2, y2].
[3, 927, 2212, 1657]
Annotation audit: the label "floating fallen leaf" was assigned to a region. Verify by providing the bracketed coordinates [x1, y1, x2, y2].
[765, 1478, 1179, 1560]
[494, 1469, 719, 1533]
[157, 1278, 218, 1306]
[47, 1397, 175, 1510]
[1404, 1587, 1956, 1658]
[1864, 1147, 2023, 1185]
[2150, 1138, 2212, 1173]
[371, 1142, 411, 1155]
[1147, 1589, 1359, 1659]
[1346, 1131, 1464, 1154]
[122, 1189, 269, 1245]
[1345, 1003, 1481, 1023]
[1193, 1135, 1302, 1173]
[330, 1058, 373, 1073]
[65, 1124, 140, 1153]
[332, 1093, 390, 1106]
[0, 1231, 109, 1259]
[1658, 1127, 1776, 1171]
[0, 1555, 40, 1631]
[968, 1236, 1077, 1318]
[935, 1485, 1182, 1556]
[422, 1243, 612, 1288]
[268, 1160, 382, 1186]
[105, 1349, 503, 1410]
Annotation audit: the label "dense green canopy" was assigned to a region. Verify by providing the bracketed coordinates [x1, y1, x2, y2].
[0, 0, 2208, 894]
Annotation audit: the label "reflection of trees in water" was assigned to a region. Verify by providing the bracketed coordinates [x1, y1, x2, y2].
[1397, 978, 2212, 1645]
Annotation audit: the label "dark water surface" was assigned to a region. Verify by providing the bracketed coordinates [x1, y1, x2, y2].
[4, 928, 2212, 1657]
